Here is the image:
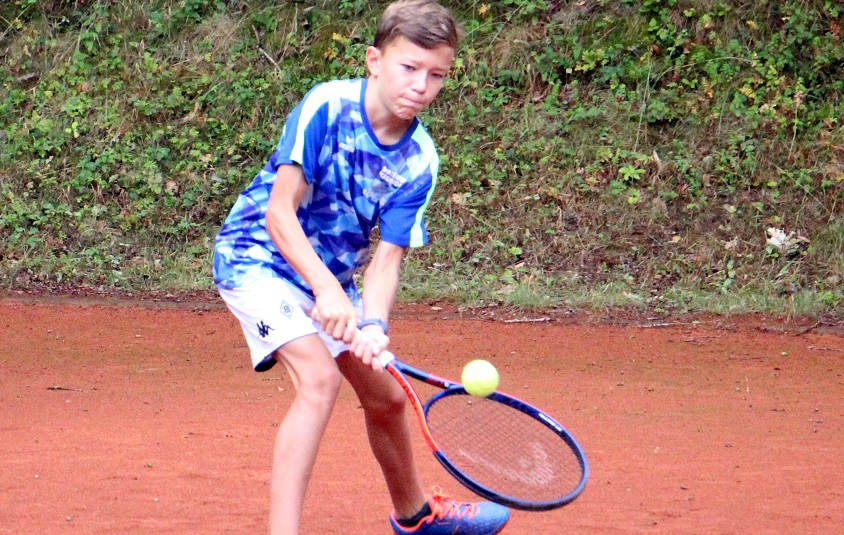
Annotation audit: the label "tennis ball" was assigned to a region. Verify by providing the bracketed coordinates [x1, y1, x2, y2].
[461, 359, 499, 397]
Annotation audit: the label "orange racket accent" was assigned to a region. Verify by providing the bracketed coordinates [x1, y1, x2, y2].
[384, 360, 441, 451]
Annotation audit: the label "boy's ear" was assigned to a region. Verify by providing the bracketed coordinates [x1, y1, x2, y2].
[365, 46, 382, 76]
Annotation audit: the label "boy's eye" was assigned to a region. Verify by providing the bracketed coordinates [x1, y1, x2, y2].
[402, 64, 415, 72]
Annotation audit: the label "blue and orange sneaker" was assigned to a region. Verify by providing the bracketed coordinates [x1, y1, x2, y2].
[389, 487, 510, 535]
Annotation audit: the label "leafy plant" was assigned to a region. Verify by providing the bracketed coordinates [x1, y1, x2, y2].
[0, 0, 841, 317]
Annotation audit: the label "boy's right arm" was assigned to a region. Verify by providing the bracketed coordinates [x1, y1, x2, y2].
[265, 164, 358, 343]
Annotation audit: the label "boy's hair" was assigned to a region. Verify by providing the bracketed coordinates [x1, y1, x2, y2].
[374, 0, 462, 50]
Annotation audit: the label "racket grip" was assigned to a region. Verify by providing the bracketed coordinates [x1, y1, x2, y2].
[310, 309, 394, 368]
[378, 351, 396, 368]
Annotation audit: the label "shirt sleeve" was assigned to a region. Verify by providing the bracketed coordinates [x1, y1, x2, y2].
[379, 126, 440, 248]
[379, 170, 436, 248]
[269, 85, 331, 183]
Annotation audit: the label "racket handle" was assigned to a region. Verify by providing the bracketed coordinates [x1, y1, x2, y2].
[378, 351, 396, 368]
[309, 309, 394, 368]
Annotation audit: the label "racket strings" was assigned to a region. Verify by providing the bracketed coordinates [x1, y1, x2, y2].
[425, 394, 583, 503]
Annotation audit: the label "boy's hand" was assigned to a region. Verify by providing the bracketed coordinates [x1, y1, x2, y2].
[350, 327, 389, 371]
[311, 290, 357, 343]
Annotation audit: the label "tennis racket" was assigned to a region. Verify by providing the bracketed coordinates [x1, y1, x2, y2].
[378, 350, 588, 511]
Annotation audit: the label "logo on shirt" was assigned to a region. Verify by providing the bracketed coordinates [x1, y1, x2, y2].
[339, 135, 354, 153]
[379, 166, 407, 188]
[280, 300, 294, 319]
[364, 181, 392, 202]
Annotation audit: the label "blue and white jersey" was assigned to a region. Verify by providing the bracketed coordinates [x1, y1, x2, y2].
[213, 78, 439, 296]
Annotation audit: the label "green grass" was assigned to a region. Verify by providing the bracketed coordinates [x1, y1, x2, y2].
[1, 0, 842, 317]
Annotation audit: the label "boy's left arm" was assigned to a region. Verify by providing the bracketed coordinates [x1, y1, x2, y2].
[350, 240, 406, 368]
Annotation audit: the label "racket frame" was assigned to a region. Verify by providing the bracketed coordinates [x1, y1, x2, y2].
[378, 352, 589, 511]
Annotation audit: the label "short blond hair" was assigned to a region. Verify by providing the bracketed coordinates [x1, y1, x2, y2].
[374, 0, 462, 50]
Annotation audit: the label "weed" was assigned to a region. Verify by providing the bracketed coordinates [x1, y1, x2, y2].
[0, 0, 842, 316]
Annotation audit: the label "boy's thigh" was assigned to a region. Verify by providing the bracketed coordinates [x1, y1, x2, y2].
[218, 277, 359, 371]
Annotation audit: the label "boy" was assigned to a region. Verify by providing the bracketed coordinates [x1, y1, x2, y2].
[212, 1, 510, 534]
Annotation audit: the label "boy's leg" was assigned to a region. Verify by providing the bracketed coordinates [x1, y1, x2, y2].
[268, 335, 343, 535]
[336, 352, 511, 535]
[335, 352, 428, 518]
[218, 279, 346, 535]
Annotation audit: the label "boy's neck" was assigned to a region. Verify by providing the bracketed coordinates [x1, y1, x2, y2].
[364, 77, 415, 146]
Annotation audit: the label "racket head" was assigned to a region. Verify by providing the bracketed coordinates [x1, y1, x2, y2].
[385, 356, 588, 511]
[423, 388, 588, 510]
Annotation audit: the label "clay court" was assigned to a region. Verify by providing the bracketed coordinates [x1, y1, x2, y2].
[1, 297, 842, 534]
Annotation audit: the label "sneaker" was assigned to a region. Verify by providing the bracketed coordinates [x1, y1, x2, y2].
[389, 487, 510, 535]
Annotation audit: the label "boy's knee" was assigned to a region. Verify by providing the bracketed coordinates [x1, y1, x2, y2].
[362, 386, 407, 421]
[299, 366, 343, 404]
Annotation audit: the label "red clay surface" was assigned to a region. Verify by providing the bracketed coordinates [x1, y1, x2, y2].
[1, 298, 842, 534]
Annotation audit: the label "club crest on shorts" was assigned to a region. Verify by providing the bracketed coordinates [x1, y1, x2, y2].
[279, 300, 294, 319]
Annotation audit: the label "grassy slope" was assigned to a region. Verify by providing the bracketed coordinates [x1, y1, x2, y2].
[1, 0, 842, 317]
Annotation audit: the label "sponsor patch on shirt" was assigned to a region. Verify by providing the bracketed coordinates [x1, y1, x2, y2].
[379, 166, 407, 188]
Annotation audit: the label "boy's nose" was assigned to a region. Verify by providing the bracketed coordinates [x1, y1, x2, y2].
[411, 72, 428, 94]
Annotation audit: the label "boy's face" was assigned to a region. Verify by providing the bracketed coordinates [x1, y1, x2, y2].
[366, 36, 455, 122]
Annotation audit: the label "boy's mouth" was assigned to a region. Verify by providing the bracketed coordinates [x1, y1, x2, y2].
[400, 98, 426, 110]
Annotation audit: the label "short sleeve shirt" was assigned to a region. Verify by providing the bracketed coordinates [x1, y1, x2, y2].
[213, 78, 439, 297]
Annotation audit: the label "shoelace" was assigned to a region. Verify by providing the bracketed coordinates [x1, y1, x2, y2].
[428, 487, 478, 521]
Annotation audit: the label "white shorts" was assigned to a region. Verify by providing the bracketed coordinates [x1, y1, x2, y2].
[218, 278, 362, 371]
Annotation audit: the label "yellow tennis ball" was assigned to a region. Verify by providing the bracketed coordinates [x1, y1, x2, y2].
[461, 359, 499, 397]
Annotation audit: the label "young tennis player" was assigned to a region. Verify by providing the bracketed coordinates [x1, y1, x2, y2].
[213, 1, 509, 533]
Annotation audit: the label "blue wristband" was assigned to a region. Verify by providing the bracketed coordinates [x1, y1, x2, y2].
[358, 318, 388, 335]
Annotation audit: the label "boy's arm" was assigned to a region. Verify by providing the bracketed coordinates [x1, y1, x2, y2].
[361, 240, 406, 325]
[265, 164, 357, 343]
[349, 239, 406, 368]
